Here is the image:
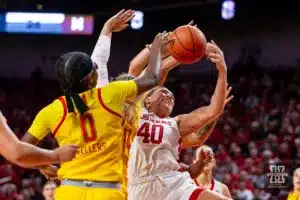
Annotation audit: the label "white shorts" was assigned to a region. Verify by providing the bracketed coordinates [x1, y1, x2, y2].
[128, 171, 205, 200]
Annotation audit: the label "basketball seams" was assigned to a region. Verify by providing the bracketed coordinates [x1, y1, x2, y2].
[170, 49, 195, 60]
[186, 26, 196, 57]
[174, 29, 194, 52]
[168, 25, 206, 64]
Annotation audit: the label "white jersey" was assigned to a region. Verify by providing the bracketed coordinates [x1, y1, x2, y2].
[195, 179, 223, 195]
[212, 179, 223, 194]
[128, 108, 182, 179]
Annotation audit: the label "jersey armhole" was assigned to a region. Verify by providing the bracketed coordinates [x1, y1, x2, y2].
[52, 97, 67, 137]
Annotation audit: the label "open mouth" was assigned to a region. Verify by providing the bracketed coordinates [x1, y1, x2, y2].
[161, 98, 172, 106]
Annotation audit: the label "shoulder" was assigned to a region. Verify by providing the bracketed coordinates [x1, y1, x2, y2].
[35, 97, 65, 120]
[220, 182, 231, 198]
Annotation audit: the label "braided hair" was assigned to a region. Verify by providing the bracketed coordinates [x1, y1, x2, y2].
[55, 52, 93, 115]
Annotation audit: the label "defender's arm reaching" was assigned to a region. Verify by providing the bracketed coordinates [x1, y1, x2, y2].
[0, 111, 77, 168]
[92, 9, 134, 87]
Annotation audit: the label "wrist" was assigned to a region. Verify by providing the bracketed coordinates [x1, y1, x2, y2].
[53, 149, 61, 163]
[218, 68, 227, 75]
[101, 24, 113, 37]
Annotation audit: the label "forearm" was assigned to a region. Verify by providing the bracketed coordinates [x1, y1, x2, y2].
[195, 120, 217, 145]
[141, 43, 161, 81]
[159, 56, 180, 85]
[128, 47, 150, 77]
[13, 142, 60, 168]
[91, 34, 111, 87]
[210, 71, 227, 115]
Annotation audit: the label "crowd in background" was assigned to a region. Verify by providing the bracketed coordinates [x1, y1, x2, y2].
[0, 57, 299, 199]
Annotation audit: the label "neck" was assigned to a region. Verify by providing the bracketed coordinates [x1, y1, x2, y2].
[148, 106, 167, 118]
[197, 171, 213, 185]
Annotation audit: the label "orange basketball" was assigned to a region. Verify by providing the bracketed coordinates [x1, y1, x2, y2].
[167, 25, 207, 64]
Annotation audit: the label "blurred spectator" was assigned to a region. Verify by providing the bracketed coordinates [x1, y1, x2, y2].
[42, 181, 57, 200]
[236, 182, 254, 200]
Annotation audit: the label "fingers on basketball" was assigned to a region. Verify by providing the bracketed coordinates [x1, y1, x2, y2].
[211, 40, 224, 57]
[187, 20, 197, 27]
[207, 53, 222, 63]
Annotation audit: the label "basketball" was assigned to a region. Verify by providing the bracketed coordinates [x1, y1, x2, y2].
[167, 25, 207, 64]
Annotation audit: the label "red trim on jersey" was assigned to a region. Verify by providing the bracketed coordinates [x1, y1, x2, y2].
[210, 179, 215, 191]
[82, 93, 87, 103]
[177, 138, 183, 171]
[193, 179, 215, 191]
[53, 97, 67, 136]
[189, 188, 205, 200]
[194, 178, 199, 186]
[97, 88, 122, 118]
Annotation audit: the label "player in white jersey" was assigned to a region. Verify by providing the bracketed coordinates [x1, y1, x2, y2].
[128, 41, 233, 200]
[194, 145, 232, 198]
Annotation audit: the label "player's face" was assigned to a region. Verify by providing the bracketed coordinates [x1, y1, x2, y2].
[150, 88, 175, 117]
[43, 183, 56, 200]
[293, 168, 300, 189]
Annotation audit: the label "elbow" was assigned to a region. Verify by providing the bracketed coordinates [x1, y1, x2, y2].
[149, 75, 160, 87]
[141, 73, 160, 88]
[128, 57, 146, 77]
[10, 143, 30, 168]
[147, 77, 159, 88]
[11, 150, 27, 168]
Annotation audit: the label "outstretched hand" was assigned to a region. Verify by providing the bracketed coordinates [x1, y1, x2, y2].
[103, 9, 135, 34]
[152, 31, 170, 51]
[199, 149, 213, 167]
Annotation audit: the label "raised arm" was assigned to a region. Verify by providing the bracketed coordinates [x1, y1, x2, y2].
[0, 111, 77, 168]
[128, 46, 150, 77]
[182, 85, 233, 148]
[133, 32, 169, 95]
[92, 9, 134, 87]
[176, 41, 227, 136]
[129, 21, 197, 85]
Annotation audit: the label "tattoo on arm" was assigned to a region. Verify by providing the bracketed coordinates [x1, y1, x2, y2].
[196, 120, 217, 140]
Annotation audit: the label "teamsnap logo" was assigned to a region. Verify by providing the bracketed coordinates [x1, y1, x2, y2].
[266, 165, 288, 188]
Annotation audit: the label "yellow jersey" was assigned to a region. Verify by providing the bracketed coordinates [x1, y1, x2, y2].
[28, 80, 137, 183]
[288, 191, 300, 200]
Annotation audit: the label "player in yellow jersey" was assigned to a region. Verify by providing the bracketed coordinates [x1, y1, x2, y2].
[0, 111, 77, 168]
[21, 30, 168, 200]
[288, 168, 300, 200]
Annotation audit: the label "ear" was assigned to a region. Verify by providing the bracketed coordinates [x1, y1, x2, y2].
[144, 97, 151, 109]
[212, 158, 217, 167]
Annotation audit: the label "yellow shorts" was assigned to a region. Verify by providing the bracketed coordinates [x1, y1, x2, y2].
[55, 185, 126, 200]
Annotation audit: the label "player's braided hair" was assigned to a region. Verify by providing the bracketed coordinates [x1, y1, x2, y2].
[55, 52, 92, 115]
